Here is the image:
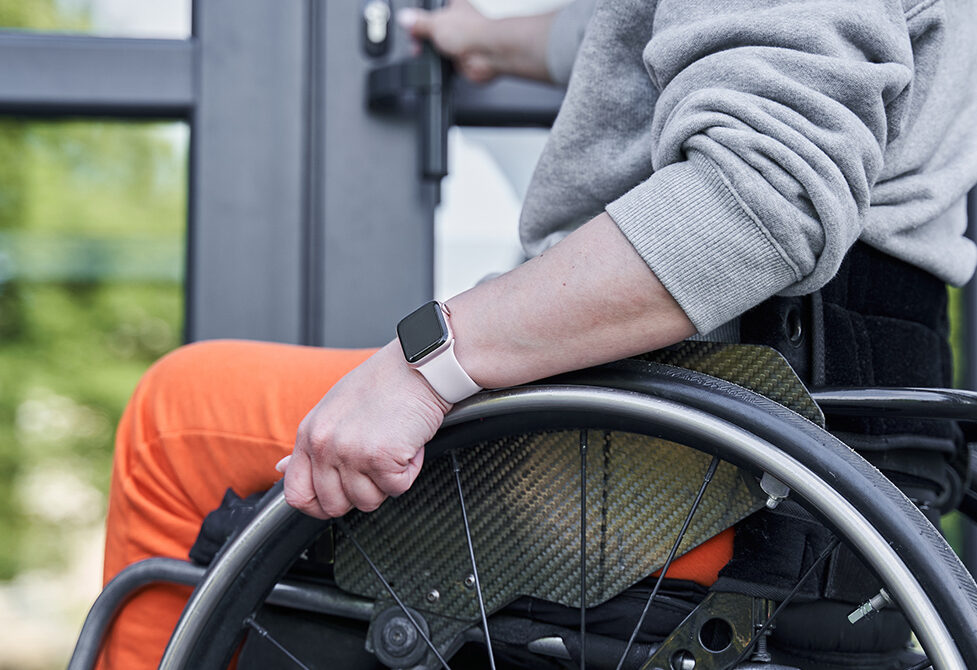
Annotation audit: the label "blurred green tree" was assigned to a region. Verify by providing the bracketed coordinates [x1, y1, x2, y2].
[0, 0, 187, 578]
[0, 0, 69, 31]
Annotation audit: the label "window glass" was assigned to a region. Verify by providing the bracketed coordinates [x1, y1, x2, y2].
[0, 0, 191, 39]
[434, 0, 567, 300]
[435, 126, 549, 300]
[0, 119, 187, 668]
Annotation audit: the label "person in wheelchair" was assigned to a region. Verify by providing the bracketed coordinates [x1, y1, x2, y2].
[95, 1, 977, 668]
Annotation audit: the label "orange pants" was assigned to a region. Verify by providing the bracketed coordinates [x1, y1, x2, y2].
[99, 339, 733, 669]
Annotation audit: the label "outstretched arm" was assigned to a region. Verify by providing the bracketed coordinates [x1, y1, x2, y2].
[398, 0, 559, 83]
[282, 212, 694, 519]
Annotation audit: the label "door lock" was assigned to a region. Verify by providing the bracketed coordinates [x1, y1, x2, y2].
[362, 0, 392, 57]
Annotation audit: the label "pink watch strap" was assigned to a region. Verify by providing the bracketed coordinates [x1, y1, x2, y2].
[415, 337, 482, 403]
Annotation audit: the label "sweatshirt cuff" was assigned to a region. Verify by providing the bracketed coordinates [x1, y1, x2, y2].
[605, 154, 800, 334]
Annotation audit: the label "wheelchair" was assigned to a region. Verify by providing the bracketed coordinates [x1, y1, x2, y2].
[68, 342, 977, 670]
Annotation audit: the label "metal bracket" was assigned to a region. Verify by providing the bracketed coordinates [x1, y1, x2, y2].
[641, 592, 773, 670]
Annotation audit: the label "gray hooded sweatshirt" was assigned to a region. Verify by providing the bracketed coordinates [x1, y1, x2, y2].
[520, 0, 977, 334]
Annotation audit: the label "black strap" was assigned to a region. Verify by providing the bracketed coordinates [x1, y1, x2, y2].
[716, 243, 961, 655]
[740, 242, 963, 504]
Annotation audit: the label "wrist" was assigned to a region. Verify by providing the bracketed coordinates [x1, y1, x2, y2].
[480, 17, 515, 74]
[383, 341, 453, 414]
[396, 301, 482, 404]
[484, 13, 557, 82]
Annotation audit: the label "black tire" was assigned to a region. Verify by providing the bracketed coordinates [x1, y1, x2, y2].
[160, 362, 977, 670]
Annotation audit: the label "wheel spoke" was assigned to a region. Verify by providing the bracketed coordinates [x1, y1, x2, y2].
[451, 450, 497, 670]
[244, 617, 312, 670]
[615, 454, 720, 670]
[730, 536, 840, 666]
[580, 429, 588, 670]
[335, 517, 453, 670]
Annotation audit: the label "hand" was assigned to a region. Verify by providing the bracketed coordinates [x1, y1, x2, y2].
[398, 0, 500, 83]
[280, 342, 451, 519]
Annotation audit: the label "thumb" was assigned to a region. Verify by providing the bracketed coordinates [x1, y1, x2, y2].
[274, 454, 292, 474]
[397, 7, 433, 39]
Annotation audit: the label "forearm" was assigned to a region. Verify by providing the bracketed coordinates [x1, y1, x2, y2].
[482, 12, 559, 83]
[447, 212, 696, 389]
[285, 212, 694, 518]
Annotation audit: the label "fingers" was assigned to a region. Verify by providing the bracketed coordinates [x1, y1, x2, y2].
[457, 54, 495, 83]
[340, 473, 389, 512]
[397, 7, 431, 39]
[283, 450, 333, 520]
[372, 469, 414, 498]
[373, 447, 425, 497]
[279, 342, 445, 520]
[282, 449, 355, 519]
[409, 445, 425, 477]
[311, 465, 354, 519]
[281, 448, 396, 517]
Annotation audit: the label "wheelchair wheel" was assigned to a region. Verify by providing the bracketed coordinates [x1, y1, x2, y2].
[159, 361, 977, 670]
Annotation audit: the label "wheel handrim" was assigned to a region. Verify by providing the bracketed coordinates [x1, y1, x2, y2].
[161, 385, 972, 670]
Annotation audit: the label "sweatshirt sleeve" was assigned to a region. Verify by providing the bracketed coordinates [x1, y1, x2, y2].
[604, 1, 914, 334]
[545, 0, 598, 86]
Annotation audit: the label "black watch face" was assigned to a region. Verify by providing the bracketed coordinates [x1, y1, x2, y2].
[398, 301, 449, 364]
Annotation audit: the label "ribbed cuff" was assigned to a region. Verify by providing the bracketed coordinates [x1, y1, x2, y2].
[606, 154, 800, 334]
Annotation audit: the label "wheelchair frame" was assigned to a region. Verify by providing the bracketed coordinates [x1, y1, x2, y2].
[69, 364, 977, 670]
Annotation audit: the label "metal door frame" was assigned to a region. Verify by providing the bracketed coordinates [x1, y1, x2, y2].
[0, 0, 561, 346]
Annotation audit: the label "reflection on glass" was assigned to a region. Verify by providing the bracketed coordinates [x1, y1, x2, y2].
[0, 0, 191, 39]
[0, 119, 187, 668]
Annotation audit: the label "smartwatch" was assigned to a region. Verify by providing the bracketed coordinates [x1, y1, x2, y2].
[397, 301, 482, 403]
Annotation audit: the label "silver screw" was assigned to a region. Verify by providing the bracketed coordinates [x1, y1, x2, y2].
[848, 588, 893, 624]
[760, 472, 790, 509]
[751, 630, 771, 662]
[426, 589, 440, 603]
[464, 574, 475, 589]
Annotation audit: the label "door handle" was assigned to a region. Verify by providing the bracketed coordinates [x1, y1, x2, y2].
[366, 0, 450, 185]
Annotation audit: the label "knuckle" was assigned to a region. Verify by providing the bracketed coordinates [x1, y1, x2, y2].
[378, 473, 411, 497]
[283, 488, 316, 510]
[305, 424, 335, 449]
[295, 418, 311, 443]
[333, 442, 357, 468]
[363, 448, 388, 472]
[390, 480, 411, 497]
[322, 500, 352, 518]
[355, 497, 383, 513]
